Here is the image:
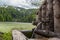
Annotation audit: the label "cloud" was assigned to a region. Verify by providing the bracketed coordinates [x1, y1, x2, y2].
[0, 0, 39, 9]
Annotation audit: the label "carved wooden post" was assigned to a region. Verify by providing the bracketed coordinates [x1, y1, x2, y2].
[36, 0, 47, 30]
[41, 0, 47, 30]
[53, 0, 60, 34]
[46, 0, 54, 31]
[37, 7, 42, 23]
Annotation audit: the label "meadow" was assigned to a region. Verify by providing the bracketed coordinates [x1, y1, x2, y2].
[0, 22, 35, 33]
[0, 22, 36, 40]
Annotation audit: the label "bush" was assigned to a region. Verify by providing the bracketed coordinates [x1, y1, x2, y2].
[3, 32, 12, 40]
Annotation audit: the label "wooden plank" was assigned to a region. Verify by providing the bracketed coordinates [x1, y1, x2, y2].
[28, 39, 39, 40]
[12, 30, 28, 40]
[28, 38, 48, 40]
[28, 39, 41, 40]
[28, 38, 60, 40]
[34, 30, 59, 37]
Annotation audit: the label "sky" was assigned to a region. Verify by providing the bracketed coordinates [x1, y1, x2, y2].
[0, 0, 43, 9]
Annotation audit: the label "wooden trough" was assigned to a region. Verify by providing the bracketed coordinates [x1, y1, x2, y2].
[12, 30, 48, 40]
[12, 30, 60, 40]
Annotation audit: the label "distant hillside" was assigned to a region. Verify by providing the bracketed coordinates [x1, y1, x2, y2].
[0, 6, 37, 22]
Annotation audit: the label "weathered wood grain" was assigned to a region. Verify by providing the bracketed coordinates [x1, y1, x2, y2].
[46, 0, 54, 31]
[48, 38, 60, 40]
[12, 30, 48, 40]
[53, 0, 60, 34]
[12, 30, 28, 40]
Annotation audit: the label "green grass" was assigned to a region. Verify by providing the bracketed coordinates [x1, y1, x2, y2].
[0, 22, 36, 40]
[0, 22, 35, 33]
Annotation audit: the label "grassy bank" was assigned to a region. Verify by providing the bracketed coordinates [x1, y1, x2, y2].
[0, 22, 35, 40]
[0, 22, 35, 32]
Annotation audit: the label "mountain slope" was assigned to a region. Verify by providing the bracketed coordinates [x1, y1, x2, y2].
[0, 6, 37, 22]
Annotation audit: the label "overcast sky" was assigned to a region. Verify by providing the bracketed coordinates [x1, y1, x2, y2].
[0, 0, 43, 9]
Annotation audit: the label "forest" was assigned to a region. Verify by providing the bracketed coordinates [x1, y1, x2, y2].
[0, 6, 37, 22]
